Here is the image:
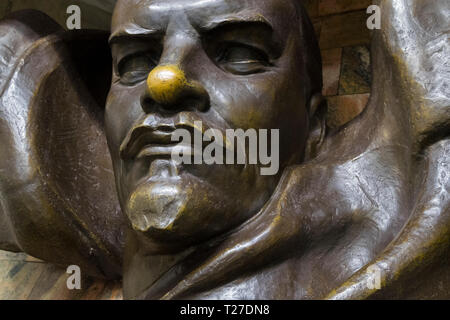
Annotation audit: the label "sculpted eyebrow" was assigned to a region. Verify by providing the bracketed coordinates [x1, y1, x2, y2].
[109, 25, 163, 45]
[198, 11, 273, 31]
[199, 18, 273, 34]
[200, 18, 280, 55]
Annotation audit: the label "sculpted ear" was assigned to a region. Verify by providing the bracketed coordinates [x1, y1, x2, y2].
[304, 93, 327, 161]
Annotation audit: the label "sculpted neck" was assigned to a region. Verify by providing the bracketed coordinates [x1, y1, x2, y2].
[123, 225, 233, 299]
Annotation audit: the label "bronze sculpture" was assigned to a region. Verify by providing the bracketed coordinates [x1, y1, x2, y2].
[0, 0, 449, 299]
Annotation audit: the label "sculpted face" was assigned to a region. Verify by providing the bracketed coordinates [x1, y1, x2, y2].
[105, 0, 322, 252]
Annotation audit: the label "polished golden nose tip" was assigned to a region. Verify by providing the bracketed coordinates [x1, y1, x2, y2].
[147, 65, 188, 105]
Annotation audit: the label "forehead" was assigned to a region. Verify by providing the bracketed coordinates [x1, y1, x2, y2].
[112, 0, 297, 34]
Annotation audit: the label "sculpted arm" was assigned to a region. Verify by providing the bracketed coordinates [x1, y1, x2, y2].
[0, 10, 124, 278]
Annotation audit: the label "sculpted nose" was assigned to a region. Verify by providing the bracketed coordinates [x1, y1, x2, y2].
[147, 65, 187, 105]
[142, 65, 209, 113]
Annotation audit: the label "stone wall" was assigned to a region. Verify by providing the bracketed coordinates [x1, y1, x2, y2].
[305, 0, 373, 128]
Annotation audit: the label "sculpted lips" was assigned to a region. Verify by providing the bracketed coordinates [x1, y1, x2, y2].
[120, 112, 234, 162]
[120, 124, 195, 160]
[119, 113, 219, 161]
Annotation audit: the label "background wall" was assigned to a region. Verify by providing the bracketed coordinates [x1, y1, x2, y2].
[304, 0, 373, 128]
[0, 0, 374, 299]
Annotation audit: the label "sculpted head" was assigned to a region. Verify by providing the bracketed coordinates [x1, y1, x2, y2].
[105, 0, 323, 253]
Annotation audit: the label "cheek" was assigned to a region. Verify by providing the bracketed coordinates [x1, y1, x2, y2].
[206, 70, 308, 165]
[105, 84, 145, 152]
[209, 71, 306, 131]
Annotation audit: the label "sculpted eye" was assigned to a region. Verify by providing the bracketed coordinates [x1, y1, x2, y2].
[216, 43, 271, 75]
[118, 53, 157, 85]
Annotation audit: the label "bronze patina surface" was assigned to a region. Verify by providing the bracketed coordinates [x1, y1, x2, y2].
[0, 0, 449, 299]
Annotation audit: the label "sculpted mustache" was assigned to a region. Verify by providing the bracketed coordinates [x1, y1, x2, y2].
[119, 119, 228, 160]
